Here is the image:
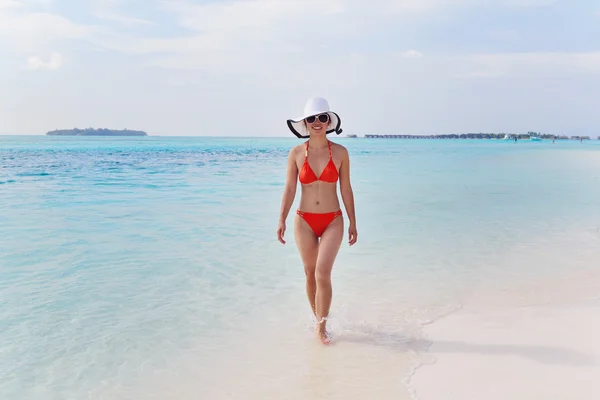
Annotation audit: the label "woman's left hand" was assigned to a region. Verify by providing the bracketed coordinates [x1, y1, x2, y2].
[348, 224, 358, 246]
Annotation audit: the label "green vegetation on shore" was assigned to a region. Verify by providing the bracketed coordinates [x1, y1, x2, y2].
[46, 128, 148, 136]
[363, 132, 594, 140]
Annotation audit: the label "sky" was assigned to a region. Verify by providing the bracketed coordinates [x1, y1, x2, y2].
[1, 0, 599, 137]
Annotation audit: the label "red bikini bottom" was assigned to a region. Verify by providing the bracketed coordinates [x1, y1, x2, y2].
[296, 209, 342, 238]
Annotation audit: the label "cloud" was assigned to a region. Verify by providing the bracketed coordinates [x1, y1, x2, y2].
[90, 0, 432, 73]
[2, 0, 565, 62]
[0, 0, 52, 10]
[87, 0, 342, 72]
[90, 0, 156, 26]
[466, 52, 600, 78]
[94, 11, 155, 25]
[0, 7, 91, 55]
[387, 0, 559, 11]
[25, 51, 63, 69]
[501, 0, 558, 6]
[0, 0, 21, 9]
[401, 50, 425, 59]
[90, 0, 563, 73]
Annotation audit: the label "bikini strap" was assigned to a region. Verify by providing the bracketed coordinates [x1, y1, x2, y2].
[305, 141, 331, 159]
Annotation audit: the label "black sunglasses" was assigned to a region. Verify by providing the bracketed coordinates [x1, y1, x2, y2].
[305, 114, 330, 124]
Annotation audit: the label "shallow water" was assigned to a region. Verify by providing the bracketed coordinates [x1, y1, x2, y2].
[1, 135, 599, 399]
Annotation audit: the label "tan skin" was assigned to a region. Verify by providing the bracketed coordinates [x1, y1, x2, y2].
[277, 114, 358, 344]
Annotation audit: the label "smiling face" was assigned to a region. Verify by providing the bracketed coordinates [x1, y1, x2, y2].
[304, 113, 330, 136]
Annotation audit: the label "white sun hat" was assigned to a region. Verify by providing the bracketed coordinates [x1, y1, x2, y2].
[286, 97, 343, 139]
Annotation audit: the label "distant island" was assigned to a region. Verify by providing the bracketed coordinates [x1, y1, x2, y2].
[363, 132, 595, 140]
[46, 128, 148, 136]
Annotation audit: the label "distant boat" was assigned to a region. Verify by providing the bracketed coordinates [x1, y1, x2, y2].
[502, 134, 513, 140]
[530, 136, 542, 141]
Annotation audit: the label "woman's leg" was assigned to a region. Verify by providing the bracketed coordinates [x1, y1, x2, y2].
[294, 214, 319, 317]
[314, 215, 344, 342]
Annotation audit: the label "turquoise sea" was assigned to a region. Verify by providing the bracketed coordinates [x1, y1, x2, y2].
[1, 135, 599, 399]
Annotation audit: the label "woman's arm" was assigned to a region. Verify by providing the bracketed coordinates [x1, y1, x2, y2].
[277, 148, 298, 244]
[339, 146, 357, 245]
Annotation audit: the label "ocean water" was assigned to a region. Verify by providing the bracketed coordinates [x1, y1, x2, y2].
[1, 135, 599, 399]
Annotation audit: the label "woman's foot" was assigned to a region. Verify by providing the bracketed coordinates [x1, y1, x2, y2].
[315, 316, 331, 344]
[317, 329, 331, 344]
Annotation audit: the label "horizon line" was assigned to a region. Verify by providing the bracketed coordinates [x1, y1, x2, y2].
[2, 132, 596, 137]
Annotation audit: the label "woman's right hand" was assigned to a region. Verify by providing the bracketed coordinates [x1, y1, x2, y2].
[277, 221, 286, 244]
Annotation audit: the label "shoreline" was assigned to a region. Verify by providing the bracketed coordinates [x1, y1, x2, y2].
[408, 259, 600, 400]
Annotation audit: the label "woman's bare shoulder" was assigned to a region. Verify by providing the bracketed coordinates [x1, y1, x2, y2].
[287, 143, 306, 161]
[288, 143, 305, 155]
[330, 141, 349, 157]
[330, 140, 347, 150]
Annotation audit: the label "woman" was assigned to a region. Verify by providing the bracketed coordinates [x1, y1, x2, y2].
[277, 97, 358, 344]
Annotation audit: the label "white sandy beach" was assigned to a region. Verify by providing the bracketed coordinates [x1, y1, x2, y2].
[411, 298, 600, 399]
[409, 227, 600, 398]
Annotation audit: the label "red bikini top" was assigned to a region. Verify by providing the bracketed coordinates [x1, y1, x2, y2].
[299, 140, 339, 184]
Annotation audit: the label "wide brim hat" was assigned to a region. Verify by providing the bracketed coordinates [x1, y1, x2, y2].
[286, 97, 343, 139]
